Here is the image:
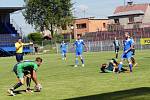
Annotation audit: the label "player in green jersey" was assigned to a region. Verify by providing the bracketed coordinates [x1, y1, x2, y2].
[8, 57, 43, 96]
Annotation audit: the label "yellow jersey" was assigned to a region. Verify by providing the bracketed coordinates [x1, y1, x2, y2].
[15, 42, 24, 53]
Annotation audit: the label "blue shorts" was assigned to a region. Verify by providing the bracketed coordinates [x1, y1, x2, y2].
[16, 53, 23, 62]
[76, 50, 82, 56]
[61, 50, 66, 54]
[121, 52, 132, 60]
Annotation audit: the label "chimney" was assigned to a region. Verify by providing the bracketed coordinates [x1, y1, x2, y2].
[127, 1, 133, 6]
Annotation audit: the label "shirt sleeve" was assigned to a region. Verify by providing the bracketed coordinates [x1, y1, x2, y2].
[82, 40, 85, 45]
[33, 63, 38, 71]
[130, 39, 134, 46]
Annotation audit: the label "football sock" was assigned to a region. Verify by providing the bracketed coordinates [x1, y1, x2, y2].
[118, 63, 123, 71]
[13, 82, 23, 90]
[26, 77, 31, 88]
[129, 64, 133, 72]
[75, 58, 78, 65]
[116, 53, 118, 59]
[81, 59, 84, 64]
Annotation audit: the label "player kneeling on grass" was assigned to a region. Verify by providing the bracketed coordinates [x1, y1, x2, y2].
[100, 59, 127, 73]
[8, 57, 42, 96]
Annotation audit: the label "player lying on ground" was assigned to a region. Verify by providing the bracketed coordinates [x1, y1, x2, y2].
[60, 41, 67, 60]
[8, 57, 43, 96]
[73, 34, 88, 67]
[118, 32, 134, 73]
[100, 59, 128, 73]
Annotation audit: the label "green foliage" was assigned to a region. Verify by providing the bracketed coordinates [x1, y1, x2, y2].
[28, 32, 43, 42]
[23, 0, 73, 36]
[52, 33, 64, 43]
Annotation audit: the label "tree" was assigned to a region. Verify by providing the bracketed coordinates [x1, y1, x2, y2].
[23, 0, 73, 37]
[28, 32, 43, 42]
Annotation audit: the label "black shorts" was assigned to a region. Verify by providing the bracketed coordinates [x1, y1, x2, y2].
[16, 53, 23, 62]
[115, 47, 119, 53]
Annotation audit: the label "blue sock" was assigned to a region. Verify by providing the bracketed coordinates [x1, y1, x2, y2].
[81, 59, 84, 64]
[118, 64, 123, 71]
[75, 58, 78, 65]
[129, 64, 133, 72]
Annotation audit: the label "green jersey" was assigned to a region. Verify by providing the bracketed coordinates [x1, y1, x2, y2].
[16, 61, 38, 79]
[17, 61, 38, 71]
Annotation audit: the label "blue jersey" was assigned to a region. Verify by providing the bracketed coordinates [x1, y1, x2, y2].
[60, 43, 67, 51]
[74, 39, 85, 52]
[123, 38, 134, 52]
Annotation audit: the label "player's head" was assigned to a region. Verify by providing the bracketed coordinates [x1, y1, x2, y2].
[35, 57, 43, 67]
[114, 37, 117, 40]
[124, 32, 130, 39]
[77, 34, 81, 40]
[62, 41, 64, 43]
[18, 38, 22, 43]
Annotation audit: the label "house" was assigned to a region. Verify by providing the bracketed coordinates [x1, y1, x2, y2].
[59, 17, 108, 39]
[108, 2, 150, 31]
[73, 17, 108, 38]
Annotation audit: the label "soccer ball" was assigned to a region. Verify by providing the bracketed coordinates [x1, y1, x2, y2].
[34, 84, 42, 92]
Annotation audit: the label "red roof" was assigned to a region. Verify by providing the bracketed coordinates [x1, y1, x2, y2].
[114, 3, 149, 14]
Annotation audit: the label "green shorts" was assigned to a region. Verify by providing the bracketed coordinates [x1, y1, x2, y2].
[13, 64, 24, 79]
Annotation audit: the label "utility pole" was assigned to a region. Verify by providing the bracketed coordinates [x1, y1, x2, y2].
[83, 9, 86, 18]
[124, 0, 126, 6]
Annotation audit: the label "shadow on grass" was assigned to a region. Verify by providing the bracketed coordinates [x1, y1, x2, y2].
[69, 65, 75, 67]
[66, 87, 150, 100]
[8, 89, 35, 96]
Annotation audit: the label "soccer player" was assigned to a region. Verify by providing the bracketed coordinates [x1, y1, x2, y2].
[8, 57, 43, 96]
[60, 41, 67, 60]
[113, 37, 120, 59]
[118, 32, 134, 73]
[73, 34, 87, 67]
[15, 39, 33, 62]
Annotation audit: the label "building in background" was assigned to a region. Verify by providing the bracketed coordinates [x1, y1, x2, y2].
[59, 17, 108, 39]
[108, 1, 150, 31]
[73, 17, 108, 38]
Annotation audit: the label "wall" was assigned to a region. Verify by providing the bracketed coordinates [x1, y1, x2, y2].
[88, 19, 108, 32]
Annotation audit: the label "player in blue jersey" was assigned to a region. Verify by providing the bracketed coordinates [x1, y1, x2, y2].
[113, 37, 120, 59]
[118, 32, 134, 73]
[60, 41, 67, 60]
[73, 34, 87, 67]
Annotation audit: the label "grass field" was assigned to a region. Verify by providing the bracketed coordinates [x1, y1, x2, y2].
[0, 50, 150, 100]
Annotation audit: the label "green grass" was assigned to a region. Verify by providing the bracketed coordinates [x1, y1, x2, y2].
[0, 50, 150, 100]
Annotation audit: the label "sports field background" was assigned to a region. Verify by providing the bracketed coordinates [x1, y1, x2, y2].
[0, 50, 150, 100]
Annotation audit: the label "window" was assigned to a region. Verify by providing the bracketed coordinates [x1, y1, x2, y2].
[129, 17, 134, 23]
[114, 19, 119, 24]
[76, 23, 87, 29]
[103, 23, 106, 28]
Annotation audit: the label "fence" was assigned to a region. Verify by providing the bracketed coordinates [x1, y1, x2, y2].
[31, 38, 150, 54]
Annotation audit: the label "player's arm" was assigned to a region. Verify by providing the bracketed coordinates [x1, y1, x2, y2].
[83, 41, 88, 51]
[23, 42, 33, 46]
[31, 70, 39, 85]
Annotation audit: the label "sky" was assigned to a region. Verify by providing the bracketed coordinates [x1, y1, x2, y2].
[0, 0, 150, 34]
